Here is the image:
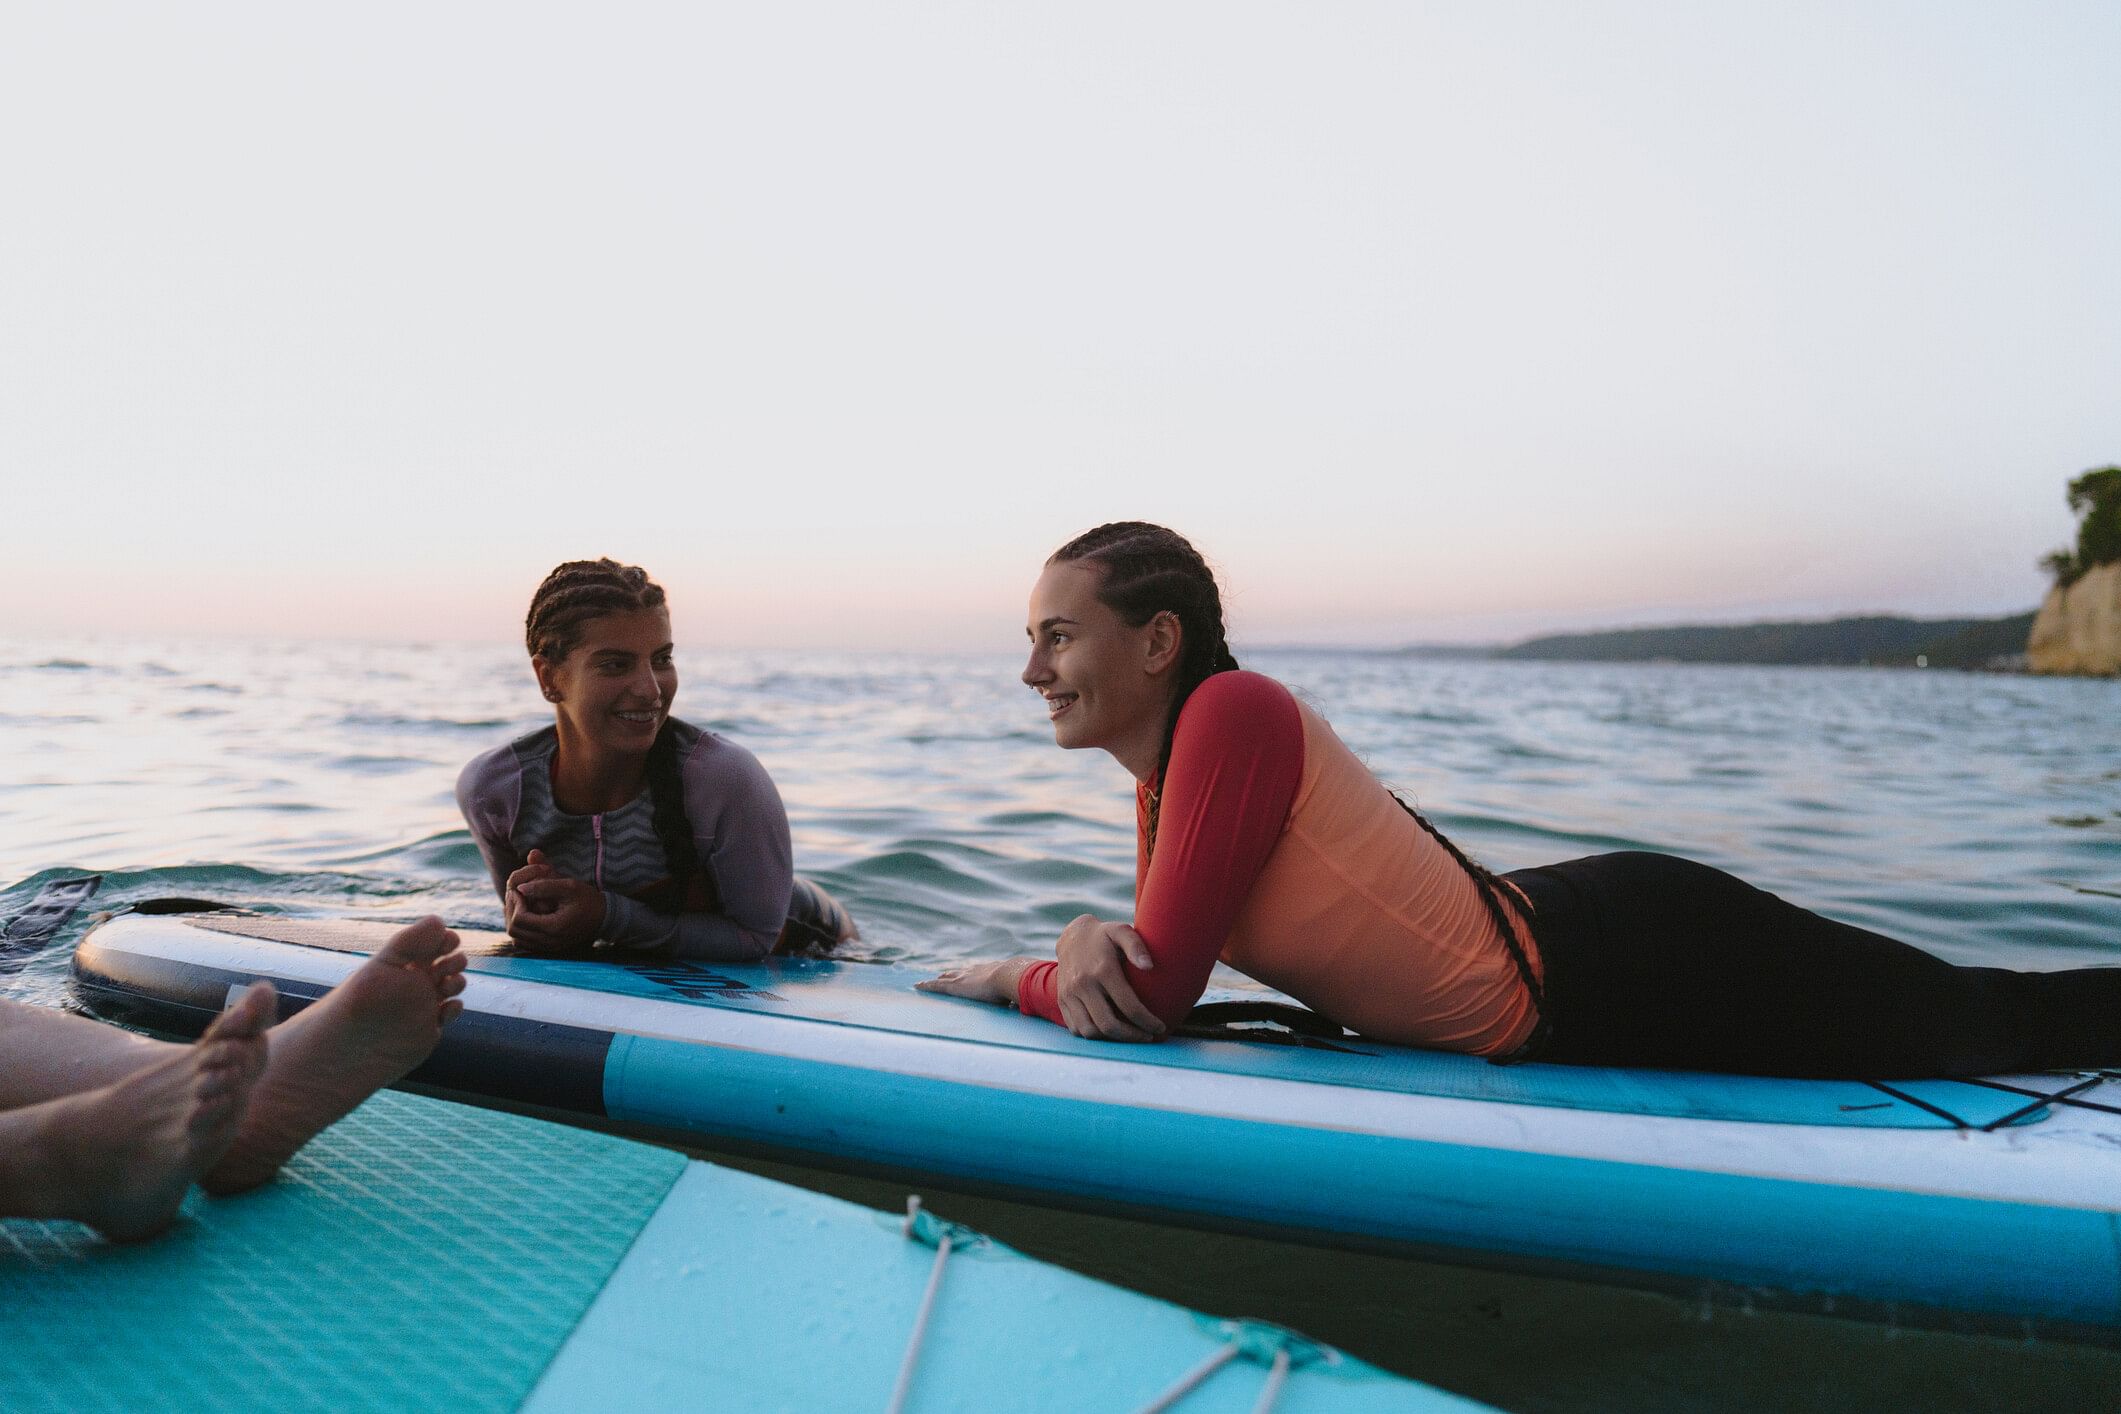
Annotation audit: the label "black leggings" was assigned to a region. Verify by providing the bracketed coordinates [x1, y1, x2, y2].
[775, 875, 856, 954]
[1502, 852, 2121, 1079]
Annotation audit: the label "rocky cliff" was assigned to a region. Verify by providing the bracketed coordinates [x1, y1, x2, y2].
[2026, 560, 2121, 676]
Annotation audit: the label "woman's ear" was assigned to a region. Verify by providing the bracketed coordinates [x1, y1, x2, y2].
[1143, 611, 1183, 677]
[532, 655, 562, 704]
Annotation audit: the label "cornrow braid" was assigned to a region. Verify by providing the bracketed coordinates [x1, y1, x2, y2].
[1049, 523, 1240, 858]
[523, 558, 697, 890]
[524, 558, 667, 660]
[1393, 796, 1546, 1029]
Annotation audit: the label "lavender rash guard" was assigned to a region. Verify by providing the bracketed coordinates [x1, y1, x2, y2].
[455, 718, 794, 961]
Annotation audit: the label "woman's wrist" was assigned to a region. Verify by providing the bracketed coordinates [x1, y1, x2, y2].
[992, 956, 1036, 1005]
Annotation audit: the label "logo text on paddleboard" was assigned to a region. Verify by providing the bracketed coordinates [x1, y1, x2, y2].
[621, 962, 781, 1003]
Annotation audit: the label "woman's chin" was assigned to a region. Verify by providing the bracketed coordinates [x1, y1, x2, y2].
[603, 719, 663, 751]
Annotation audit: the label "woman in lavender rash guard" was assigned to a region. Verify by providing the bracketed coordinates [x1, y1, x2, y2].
[457, 558, 855, 960]
[917, 522, 2120, 1079]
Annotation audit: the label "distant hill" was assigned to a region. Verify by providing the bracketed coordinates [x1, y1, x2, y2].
[1496, 613, 2037, 668]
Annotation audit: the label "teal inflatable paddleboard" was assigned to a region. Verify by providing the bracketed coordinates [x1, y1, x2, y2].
[0, 1088, 1467, 1412]
[72, 907, 2121, 1331]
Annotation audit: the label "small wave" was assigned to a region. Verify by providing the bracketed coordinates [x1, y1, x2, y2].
[1428, 811, 1667, 857]
[340, 712, 513, 733]
[171, 706, 230, 719]
[326, 754, 433, 776]
[1007, 858, 1127, 888]
[0, 713, 97, 727]
[886, 837, 1016, 865]
[817, 811, 920, 833]
[322, 831, 488, 876]
[184, 682, 244, 695]
[1490, 742, 1582, 762]
[34, 658, 93, 671]
[981, 809, 1116, 831]
[199, 802, 327, 814]
[140, 663, 180, 677]
[704, 716, 776, 737]
[1391, 709, 1483, 726]
[843, 850, 1010, 898]
[835, 895, 973, 930]
[66, 862, 489, 913]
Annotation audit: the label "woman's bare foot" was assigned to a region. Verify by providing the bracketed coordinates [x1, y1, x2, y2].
[1, 982, 275, 1241]
[201, 917, 467, 1196]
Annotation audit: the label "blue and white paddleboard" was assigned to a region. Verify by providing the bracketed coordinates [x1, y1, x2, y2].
[0, 1087, 1463, 1412]
[73, 907, 2121, 1331]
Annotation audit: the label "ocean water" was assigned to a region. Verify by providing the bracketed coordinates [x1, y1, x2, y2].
[4, 636, 2119, 1407]
[6, 637, 2117, 994]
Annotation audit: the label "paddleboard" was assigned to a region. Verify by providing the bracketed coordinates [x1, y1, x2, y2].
[0, 1088, 1467, 1412]
[72, 906, 2121, 1331]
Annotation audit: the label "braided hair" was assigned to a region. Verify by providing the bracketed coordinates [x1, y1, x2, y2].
[524, 559, 699, 895]
[1052, 524, 1545, 1037]
[1394, 797, 1546, 1027]
[1049, 523, 1241, 853]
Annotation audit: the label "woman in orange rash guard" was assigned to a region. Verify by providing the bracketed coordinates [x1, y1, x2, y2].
[917, 522, 2121, 1079]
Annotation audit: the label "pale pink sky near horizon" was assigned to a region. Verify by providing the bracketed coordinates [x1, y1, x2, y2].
[4, 4, 2116, 652]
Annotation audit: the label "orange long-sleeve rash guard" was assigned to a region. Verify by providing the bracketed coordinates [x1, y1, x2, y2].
[1017, 671, 1541, 1055]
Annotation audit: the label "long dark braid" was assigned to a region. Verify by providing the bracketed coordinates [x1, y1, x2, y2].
[1394, 797, 1545, 1021]
[1050, 523, 1241, 856]
[524, 558, 699, 889]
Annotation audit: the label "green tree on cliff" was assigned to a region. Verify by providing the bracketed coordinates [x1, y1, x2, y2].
[2040, 466, 2121, 587]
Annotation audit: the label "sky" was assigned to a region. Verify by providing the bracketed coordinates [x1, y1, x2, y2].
[2, 2, 2117, 651]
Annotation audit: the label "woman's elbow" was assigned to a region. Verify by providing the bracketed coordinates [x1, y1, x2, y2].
[1148, 997, 1196, 1039]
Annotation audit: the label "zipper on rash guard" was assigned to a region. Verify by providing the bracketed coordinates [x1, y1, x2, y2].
[592, 813, 605, 887]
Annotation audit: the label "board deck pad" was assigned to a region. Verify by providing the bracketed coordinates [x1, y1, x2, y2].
[0, 1089, 684, 1414]
[0, 1091, 1470, 1412]
[184, 912, 2046, 1130]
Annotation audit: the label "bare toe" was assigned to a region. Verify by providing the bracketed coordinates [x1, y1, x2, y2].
[204, 980, 277, 1042]
[375, 917, 459, 970]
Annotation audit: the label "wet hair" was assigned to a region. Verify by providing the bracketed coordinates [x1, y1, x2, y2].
[524, 559, 697, 892]
[1050, 524, 1546, 1034]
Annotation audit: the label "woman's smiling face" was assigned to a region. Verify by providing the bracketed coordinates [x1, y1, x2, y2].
[534, 606, 677, 757]
[1021, 560, 1177, 777]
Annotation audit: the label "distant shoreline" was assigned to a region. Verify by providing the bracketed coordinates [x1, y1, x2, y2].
[1256, 611, 2040, 671]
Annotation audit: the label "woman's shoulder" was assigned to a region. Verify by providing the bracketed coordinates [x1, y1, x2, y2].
[666, 718, 779, 798]
[1179, 670, 1300, 723]
[456, 726, 554, 795]
[455, 726, 554, 829]
[1167, 672, 1305, 777]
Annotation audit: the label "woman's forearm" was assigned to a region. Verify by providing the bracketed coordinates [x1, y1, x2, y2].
[598, 892, 778, 962]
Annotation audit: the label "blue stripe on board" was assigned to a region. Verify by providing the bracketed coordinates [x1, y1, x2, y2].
[604, 1034, 2121, 1327]
[458, 951, 2042, 1131]
[94, 918, 2051, 1131]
